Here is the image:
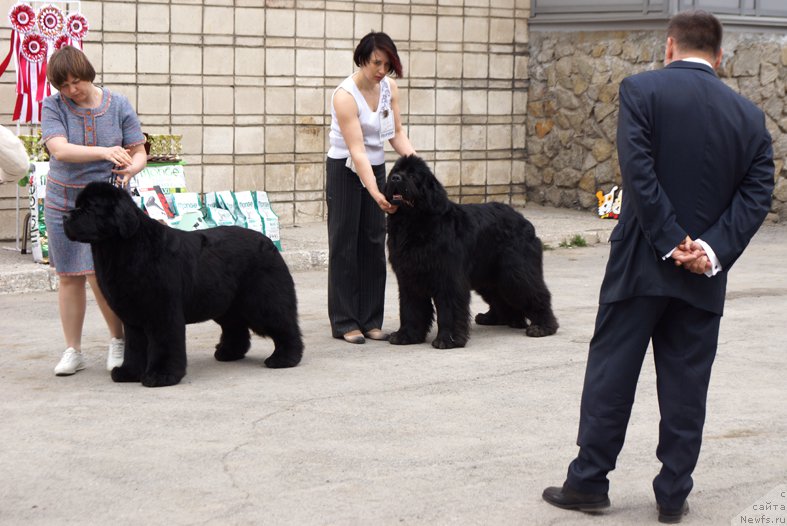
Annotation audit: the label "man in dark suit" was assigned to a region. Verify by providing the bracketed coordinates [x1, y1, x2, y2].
[542, 10, 774, 524]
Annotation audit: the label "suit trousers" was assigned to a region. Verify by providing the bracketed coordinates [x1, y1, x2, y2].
[326, 157, 387, 338]
[565, 295, 721, 509]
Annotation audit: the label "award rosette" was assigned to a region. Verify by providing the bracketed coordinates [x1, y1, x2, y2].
[0, 3, 89, 123]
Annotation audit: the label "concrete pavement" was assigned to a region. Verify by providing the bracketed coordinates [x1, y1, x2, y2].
[0, 206, 785, 525]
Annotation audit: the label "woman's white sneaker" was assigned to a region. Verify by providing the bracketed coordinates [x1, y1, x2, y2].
[107, 338, 125, 370]
[54, 348, 86, 376]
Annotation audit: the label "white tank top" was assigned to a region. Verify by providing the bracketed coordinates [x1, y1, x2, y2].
[328, 75, 391, 166]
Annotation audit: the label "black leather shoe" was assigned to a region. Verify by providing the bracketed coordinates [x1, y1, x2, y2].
[658, 501, 689, 523]
[542, 484, 610, 512]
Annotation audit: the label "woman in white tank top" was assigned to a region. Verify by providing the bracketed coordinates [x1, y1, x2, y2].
[326, 32, 416, 345]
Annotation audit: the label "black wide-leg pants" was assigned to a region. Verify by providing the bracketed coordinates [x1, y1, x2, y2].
[326, 157, 387, 338]
[565, 295, 721, 509]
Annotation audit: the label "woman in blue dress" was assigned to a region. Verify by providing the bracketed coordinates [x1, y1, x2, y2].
[41, 46, 147, 376]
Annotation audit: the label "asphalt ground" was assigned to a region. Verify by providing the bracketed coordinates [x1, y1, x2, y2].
[0, 209, 784, 525]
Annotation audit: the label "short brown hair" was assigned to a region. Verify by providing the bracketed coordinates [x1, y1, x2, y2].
[47, 45, 96, 90]
[354, 31, 403, 78]
[667, 10, 722, 57]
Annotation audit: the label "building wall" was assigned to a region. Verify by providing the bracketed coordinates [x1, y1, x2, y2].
[526, 29, 787, 219]
[0, 0, 532, 240]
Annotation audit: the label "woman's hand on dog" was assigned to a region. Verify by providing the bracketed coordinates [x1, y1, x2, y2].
[373, 191, 398, 214]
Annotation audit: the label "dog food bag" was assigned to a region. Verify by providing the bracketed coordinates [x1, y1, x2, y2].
[216, 191, 245, 228]
[202, 194, 235, 227]
[132, 163, 187, 194]
[172, 193, 202, 216]
[139, 190, 173, 223]
[205, 206, 235, 227]
[203, 192, 218, 208]
[28, 163, 49, 264]
[254, 191, 282, 251]
[232, 191, 265, 235]
[172, 211, 210, 231]
[152, 185, 177, 218]
[171, 193, 210, 231]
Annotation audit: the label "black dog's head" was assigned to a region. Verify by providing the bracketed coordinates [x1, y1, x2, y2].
[384, 155, 450, 213]
[64, 182, 141, 243]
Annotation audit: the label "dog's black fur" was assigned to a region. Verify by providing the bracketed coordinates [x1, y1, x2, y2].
[383, 155, 558, 348]
[64, 182, 303, 387]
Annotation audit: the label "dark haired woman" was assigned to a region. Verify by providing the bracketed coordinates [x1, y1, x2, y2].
[41, 45, 147, 376]
[326, 31, 416, 345]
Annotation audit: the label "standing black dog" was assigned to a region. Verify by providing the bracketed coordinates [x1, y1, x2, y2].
[384, 155, 558, 348]
[64, 182, 303, 387]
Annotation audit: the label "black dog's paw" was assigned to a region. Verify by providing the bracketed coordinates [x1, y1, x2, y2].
[141, 370, 184, 387]
[525, 324, 558, 337]
[389, 330, 425, 345]
[214, 343, 247, 362]
[508, 319, 529, 329]
[264, 352, 300, 369]
[111, 366, 142, 383]
[431, 334, 465, 349]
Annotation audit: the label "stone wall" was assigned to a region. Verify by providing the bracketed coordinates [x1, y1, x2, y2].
[526, 30, 787, 219]
[0, 0, 532, 241]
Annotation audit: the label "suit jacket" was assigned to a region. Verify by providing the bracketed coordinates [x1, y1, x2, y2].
[600, 60, 774, 315]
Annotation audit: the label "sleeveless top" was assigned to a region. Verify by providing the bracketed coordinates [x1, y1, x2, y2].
[328, 75, 392, 166]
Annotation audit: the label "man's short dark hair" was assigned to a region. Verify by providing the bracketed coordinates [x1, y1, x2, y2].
[667, 10, 723, 56]
[353, 31, 403, 78]
[47, 45, 96, 90]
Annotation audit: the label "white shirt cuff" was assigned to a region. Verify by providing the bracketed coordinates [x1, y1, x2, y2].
[695, 238, 722, 277]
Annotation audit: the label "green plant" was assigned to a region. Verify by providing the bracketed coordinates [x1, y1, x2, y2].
[559, 234, 588, 248]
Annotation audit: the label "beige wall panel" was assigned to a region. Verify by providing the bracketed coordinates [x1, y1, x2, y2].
[171, 46, 202, 75]
[437, 17, 463, 43]
[235, 87, 265, 115]
[235, 8, 265, 37]
[297, 11, 326, 38]
[235, 127, 265, 155]
[172, 86, 203, 115]
[266, 9, 296, 38]
[138, 45, 170, 74]
[204, 7, 234, 35]
[103, 2, 136, 33]
[171, 5, 202, 34]
[203, 127, 234, 155]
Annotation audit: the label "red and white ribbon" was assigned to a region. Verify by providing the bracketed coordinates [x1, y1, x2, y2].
[0, 2, 88, 123]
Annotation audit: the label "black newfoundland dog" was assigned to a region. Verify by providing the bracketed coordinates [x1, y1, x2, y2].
[383, 155, 558, 349]
[64, 182, 303, 387]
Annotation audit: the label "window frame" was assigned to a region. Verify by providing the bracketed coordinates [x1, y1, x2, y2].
[530, 0, 787, 30]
